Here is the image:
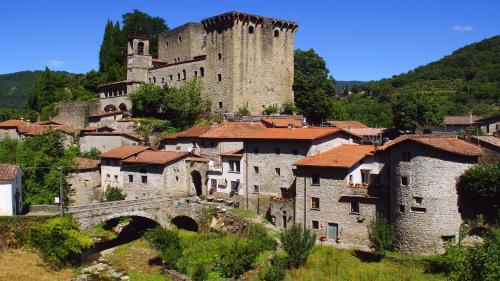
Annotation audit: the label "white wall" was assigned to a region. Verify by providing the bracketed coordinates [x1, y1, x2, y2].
[308, 134, 355, 156]
[207, 155, 245, 196]
[101, 163, 123, 189]
[0, 171, 22, 216]
[347, 157, 382, 185]
[80, 134, 139, 153]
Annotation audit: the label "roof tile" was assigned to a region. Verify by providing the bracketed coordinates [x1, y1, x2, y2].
[199, 122, 266, 139]
[295, 144, 374, 168]
[243, 127, 361, 140]
[0, 164, 20, 181]
[100, 145, 151, 159]
[122, 150, 188, 165]
[325, 120, 368, 129]
[379, 135, 483, 156]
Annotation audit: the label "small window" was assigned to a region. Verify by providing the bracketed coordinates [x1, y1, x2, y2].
[200, 67, 205, 77]
[128, 175, 133, 183]
[176, 145, 181, 151]
[177, 73, 181, 81]
[229, 160, 240, 172]
[312, 173, 320, 185]
[161, 77, 165, 83]
[137, 42, 144, 55]
[311, 197, 320, 209]
[178, 36, 182, 43]
[254, 185, 260, 193]
[292, 148, 298, 155]
[165, 41, 168, 48]
[169, 75, 173, 81]
[401, 151, 412, 162]
[218, 102, 223, 109]
[211, 179, 217, 189]
[399, 205, 405, 213]
[153, 77, 156, 83]
[413, 197, 423, 205]
[275, 168, 281, 176]
[312, 220, 319, 230]
[218, 53, 222, 60]
[106, 174, 110, 178]
[249, 26, 254, 34]
[401, 176, 409, 186]
[141, 176, 147, 183]
[411, 206, 426, 213]
[442, 235, 456, 243]
[182, 69, 186, 80]
[350, 201, 360, 214]
[194, 70, 198, 77]
[349, 174, 353, 183]
[274, 30, 279, 37]
[275, 147, 281, 154]
[231, 181, 239, 192]
[218, 74, 222, 82]
[114, 175, 118, 181]
[254, 166, 259, 174]
[254, 147, 259, 154]
[361, 170, 371, 185]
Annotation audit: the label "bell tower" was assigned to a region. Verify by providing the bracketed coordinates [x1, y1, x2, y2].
[126, 36, 152, 83]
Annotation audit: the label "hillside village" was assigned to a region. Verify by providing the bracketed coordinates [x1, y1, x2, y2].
[0, 8, 499, 281]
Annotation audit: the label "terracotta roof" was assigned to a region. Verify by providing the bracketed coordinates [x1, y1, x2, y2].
[123, 150, 188, 165]
[162, 125, 212, 140]
[0, 164, 20, 181]
[348, 128, 385, 137]
[0, 119, 29, 127]
[325, 120, 368, 129]
[100, 145, 151, 160]
[33, 121, 62, 125]
[221, 149, 244, 157]
[72, 157, 100, 171]
[295, 144, 374, 168]
[81, 131, 141, 141]
[261, 118, 304, 128]
[199, 122, 266, 139]
[80, 126, 115, 132]
[379, 135, 483, 157]
[0, 120, 76, 135]
[444, 115, 480, 125]
[470, 136, 500, 148]
[243, 127, 361, 140]
[88, 111, 124, 118]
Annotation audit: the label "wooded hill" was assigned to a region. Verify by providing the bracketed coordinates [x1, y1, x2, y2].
[0, 71, 43, 109]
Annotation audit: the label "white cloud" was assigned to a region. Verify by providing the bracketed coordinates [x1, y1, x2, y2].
[452, 25, 473, 32]
[46, 59, 76, 69]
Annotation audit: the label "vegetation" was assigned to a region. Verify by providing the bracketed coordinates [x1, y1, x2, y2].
[103, 186, 126, 202]
[391, 91, 443, 132]
[281, 224, 316, 268]
[235, 106, 251, 117]
[368, 215, 397, 259]
[0, 216, 51, 250]
[262, 104, 279, 115]
[144, 227, 182, 269]
[28, 216, 93, 267]
[281, 101, 298, 115]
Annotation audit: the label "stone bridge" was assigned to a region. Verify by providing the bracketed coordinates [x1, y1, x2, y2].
[67, 196, 212, 230]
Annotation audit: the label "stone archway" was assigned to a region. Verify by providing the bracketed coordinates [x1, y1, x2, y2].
[171, 215, 198, 232]
[104, 104, 117, 112]
[191, 171, 203, 196]
[119, 103, 128, 112]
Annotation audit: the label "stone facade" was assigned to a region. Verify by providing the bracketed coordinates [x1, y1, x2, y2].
[51, 100, 100, 129]
[67, 169, 102, 205]
[79, 133, 141, 153]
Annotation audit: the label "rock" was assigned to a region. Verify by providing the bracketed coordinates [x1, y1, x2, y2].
[121, 276, 130, 280]
[76, 274, 89, 281]
[461, 235, 484, 248]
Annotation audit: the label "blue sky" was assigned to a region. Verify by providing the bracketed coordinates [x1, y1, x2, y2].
[0, 0, 499, 81]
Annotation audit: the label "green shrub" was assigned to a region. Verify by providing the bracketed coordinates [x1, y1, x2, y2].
[104, 186, 126, 202]
[235, 106, 251, 117]
[368, 215, 396, 259]
[281, 223, 316, 268]
[262, 104, 279, 115]
[427, 244, 466, 274]
[248, 224, 277, 252]
[144, 227, 182, 269]
[281, 101, 297, 115]
[214, 239, 258, 278]
[259, 255, 288, 281]
[28, 216, 93, 267]
[191, 264, 209, 281]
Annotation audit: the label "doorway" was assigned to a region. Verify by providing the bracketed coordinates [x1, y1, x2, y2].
[328, 223, 338, 241]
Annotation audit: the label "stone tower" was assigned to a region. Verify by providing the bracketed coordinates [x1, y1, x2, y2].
[127, 36, 152, 83]
[201, 12, 298, 114]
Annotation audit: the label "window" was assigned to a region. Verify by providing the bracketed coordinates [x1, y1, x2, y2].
[292, 148, 298, 155]
[141, 176, 147, 183]
[248, 26, 254, 34]
[254, 166, 259, 174]
[311, 197, 320, 209]
[312, 173, 320, 185]
[275, 147, 281, 154]
[218, 74, 222, 82]
[275, 168, 281, 176]
[218, 53, 222, 60]
[274, 30, 279, 37]
[194, 70, 198, 77]
[182, 69, 186, 80]
[211, 179, 217, 189]
[169, 75, 173, 81]
[231, 181, 239, 192]
[137, 42, 144, 55]
[254, 147, 259, 154]
[401, 151, 412, 162]
[165, 41, 168, 48]
[114, 175, 118, 181]
[411, 206, 426, 213]
[350, 201, 360, 214]
[178, 36, 182, 43]
[200, 67, 205, 77]
[282, 211, 288, 229]
[128, 175, 133, 183]
[349, 174, 353, 183]
[106, 174, 110, 179]
[312, 220, 319, 230]
[413, 197, 423, 205]
[153, 77, 156, 83]
[280, 188, 289, 198]
[442, 235, 456, 243]
[218, 102, 223, 109]
[399, 205, 405, 213]
[229, 160, 240, 173]
[361, 170, 371, 185]
[254, 185, 260, 193]
[401, 176, 409, 186]
[177, 73, 181, 81]
[161, 77, 165, 83]
[176, 145, 181, 151]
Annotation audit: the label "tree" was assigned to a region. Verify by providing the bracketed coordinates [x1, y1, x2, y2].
[281, 224, 316, 268]
[128, 84, 165, 118]
[391, 91, 443, 132]
[103, 186, 126, 202]
[145, 227, 182, 269]
[368, 215, 396, 259]
[293, 49, 338, 124]
[122, 9, 168, 58]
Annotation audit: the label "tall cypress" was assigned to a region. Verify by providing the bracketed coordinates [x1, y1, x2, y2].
[99, 20, 114, 73]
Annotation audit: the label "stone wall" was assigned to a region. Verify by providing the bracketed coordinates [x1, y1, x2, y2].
[67, 170, 103, 205]
[158, 22, 206, 64]
[79, 134, 140, 153]
[147, 59, 205, 89]
[269, 198, 294, 229]
[51, 100, 100, 129]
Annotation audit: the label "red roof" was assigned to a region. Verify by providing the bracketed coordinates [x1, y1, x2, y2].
[0, 119, 76, 135]
[0, 119, 28, 127]
[123, 150, 188, 165]
[100, 145, 151, 160]
[88, 111, 124, 118]
[199, 121, 266, 139]
[261, 118, 304, 128]
[380, 135, 483, 157]
[72, 157, 100, 171]
[162, 125, 212, 140]
[0, 164, 20, 181]
[243, 127, 361, 141]
[80, 126, 115, 132]
[325, 120, 368, 129]
[295, 144, 374, 168]
[81, 131, 141, 141]
[444, 115, 480, 125]
[470, 136, 500, 148]
[348, 128, 385, 137]
[220, 149, 244, 157]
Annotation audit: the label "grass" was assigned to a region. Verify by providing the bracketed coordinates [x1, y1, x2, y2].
[230, 207, 258, 219]
[82, 222, 117, 241]
[284, 246, 446, 281]
[0, 248, 75, 281]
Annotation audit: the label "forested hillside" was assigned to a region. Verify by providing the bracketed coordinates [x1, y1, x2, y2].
[0, 71, 42, 109]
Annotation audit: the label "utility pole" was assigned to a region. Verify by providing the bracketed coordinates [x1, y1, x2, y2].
[59, 166, 64, 216]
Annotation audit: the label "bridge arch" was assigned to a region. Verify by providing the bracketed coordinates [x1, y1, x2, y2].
[171, 215, 199, 232]
[80, 210, 161, 230]
[104, 104, 117, 112]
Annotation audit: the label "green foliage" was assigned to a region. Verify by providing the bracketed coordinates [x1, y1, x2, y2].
[214, 239, 258, 278]
[40, 104, 58, 121]
[368, 215, 396, 259]
[262, 104, 279, 115]
[99, 20, 126, 82]
[281, 101, 297, 115]
[458, 163, 500, 222]
[0, 71, 43, 110]
[391, 91, 443, 132]
[133, 118, 176, 141]
[145, 227, 182, 269]
[28, 216, 93, 267]
[235, 106, 251, 117]
[0, 216, 51, 250]
[259, 255, 288, 281]
[103, 186, 126, 202]
[247, 224, 277, 252]
[343, 94, 393, 127]
[281, 223, 316, 268]
[121, 9, 168, 58]
[427, 245, 466, 275]
[79, 147, 101, 160]
[129, 84, 165, 117]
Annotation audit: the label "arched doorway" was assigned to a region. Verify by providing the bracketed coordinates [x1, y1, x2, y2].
[171, 216, 198, 232]
[191, 171, 202, 196]
[104, 104, 117, 112]
[119, 103, 128, 112]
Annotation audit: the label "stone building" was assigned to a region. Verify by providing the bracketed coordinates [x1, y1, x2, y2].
[100, 145, 151, 190]
[0, 119, 76, 147]
[379, 135, 483, 254]
[0, 164, 23, 216]
[99, 11, 298, 115]
[477, 113, 500, 135]
[207, 149, 245, 205]
[161, 124, 212, 154]
[79, 131, 142, 153]
[67, 157, 102, 205]
[294, 144, 382, 245]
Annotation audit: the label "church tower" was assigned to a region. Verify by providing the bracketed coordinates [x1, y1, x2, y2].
[127, 36, 152, 83]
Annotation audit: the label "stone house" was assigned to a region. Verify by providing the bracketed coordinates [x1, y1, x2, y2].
[161, 124, 212, 154]
[477, 114, 500, 136]
[100, 145, 151, 190]
[207, 149, 245, 204]
[0, 164, 23, 216]
[79, 132, 142, 153]
[67, 157, 102, 205]
[432, 115, 480, 134]
[294, 144, 381, 245]
[379, 135, 483, 254]
[0, 119, 76, 147]
[88, 111, 125, 127]
[243, 127, 362, 215]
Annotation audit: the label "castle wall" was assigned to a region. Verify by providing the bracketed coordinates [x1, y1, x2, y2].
[147, 59, 206, 89]
[51, 100, 100, 129]
[158, 23, 206, 64]
[79, 134, 140, 153]
[67, 169, 102, 205]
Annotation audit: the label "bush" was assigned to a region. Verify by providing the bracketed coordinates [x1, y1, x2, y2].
[427, 245, 466, 274]
[214, 239, 258, 278]
[259, 255, 288, 281]
[248, 224, 277, 252]
[235, 106, 251, 117]
[28, 216, 93, 267]
[281, 223, 316, 268]
[281, 101, 297, 115]
[368, 215, 395, 259]
[104, 186, 126, 202]
[262, 104, 279, 115]
[144, 227, 182, 269]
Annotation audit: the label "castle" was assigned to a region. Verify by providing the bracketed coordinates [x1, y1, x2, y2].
[99, 11, 298, 115]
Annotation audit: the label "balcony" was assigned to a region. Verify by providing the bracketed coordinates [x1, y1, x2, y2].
[343, 182, 381, 198]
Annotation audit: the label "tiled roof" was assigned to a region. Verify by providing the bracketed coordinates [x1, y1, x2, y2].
[221, 149, 244, 157]
[80, 126, 115, 132]
[295, 144, 374, 168]
[348, 128, 385, 137]
[0, 164, 20, 181]
[199, 121, 266, 139]
[261, 118, 304, 128]
[243, 127, 361, 140]
[123, 150, 188, 165]
[325, 120, 368, 129]
[100, 145, 151, 160]
[33, 121, 62, 125]
[81, 131, 141, 140]
[470, 136, 500, 148]
[444, 115, 480, 125]
[88, 111, 124, 118]
[0, 119, 28, 127]
[0, 119, 76, 135]
[162, 125, 212, 140]
[72, 157, 100, 171]
[379, 135, 483, 156]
